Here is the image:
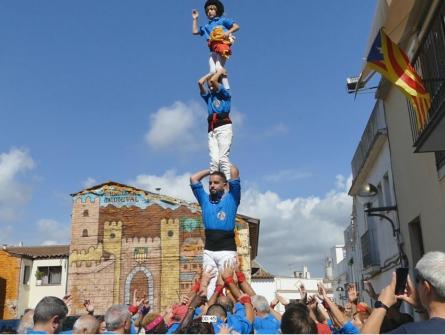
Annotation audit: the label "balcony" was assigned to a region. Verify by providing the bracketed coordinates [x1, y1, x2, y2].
[409, 1, 445, 153]
[349, 100, 387, 194]
[361, 228, 380, 272]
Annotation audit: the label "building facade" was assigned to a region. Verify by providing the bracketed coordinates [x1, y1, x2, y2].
[331, 0, 445, 308]
[0, 246, 69, 319]
[67, 181, 259, 314]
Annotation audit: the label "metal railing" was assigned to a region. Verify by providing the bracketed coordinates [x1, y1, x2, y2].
[409, 1, 445, 144]
[361, 228, 380, 269]
[351, 100, 387, 178]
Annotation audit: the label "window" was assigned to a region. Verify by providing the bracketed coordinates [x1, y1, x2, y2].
[409, 217, 425, 266]
[23, 265, 30, 285]
[382, 173, 392, 206]
[82, 229, 88, 237]
[83, 210, 89, 217]
[37, 266, 62, 285]
[192, 264, 198, 269]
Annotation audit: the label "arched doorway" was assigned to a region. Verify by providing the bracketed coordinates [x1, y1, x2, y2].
[124, 267, 154, 306]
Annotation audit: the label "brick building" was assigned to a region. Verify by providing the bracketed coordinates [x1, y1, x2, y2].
[0, 245, 69, 319]
[67, 181, 260, 314]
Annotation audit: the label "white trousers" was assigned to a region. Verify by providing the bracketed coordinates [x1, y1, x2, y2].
[203, 249, 237, 299]
[209, 52, 230, 90]
[208, 124, 233, 180]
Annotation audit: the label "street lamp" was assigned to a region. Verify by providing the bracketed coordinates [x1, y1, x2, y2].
[357, 183, 408, 267]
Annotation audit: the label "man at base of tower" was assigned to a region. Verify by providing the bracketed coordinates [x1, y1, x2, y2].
[190, 164, 240, 299]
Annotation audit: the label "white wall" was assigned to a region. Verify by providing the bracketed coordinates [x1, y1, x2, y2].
[251, 279, 275, 306]
[17, 258, 33, 316]
[28, 258, 68, 309]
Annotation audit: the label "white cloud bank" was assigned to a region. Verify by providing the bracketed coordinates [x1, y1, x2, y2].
[0, 148, 35, 226]
[145, 101, 244, 153]
[130, 170, 352, 276]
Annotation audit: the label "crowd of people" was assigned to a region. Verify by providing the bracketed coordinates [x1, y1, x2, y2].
[2, 250, 444, 334]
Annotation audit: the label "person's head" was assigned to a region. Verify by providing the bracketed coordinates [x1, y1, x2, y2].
[206, 304, 227, 323]
[104, 304, 131, 334]
[217, 296, 234, 314]
[33, 296, 68, 334]
[96, 316, 106, 334]
[414, 251, 445, 308]
[73, 314, 99, 334]
[17, 309, 34, 334]
[251, 295, 270, 316]
[179, 317, 215, 334]
[142, 313, 168, 334]
[209, 171, 227, 198]
[281, 304, 317, 334]
[204, 0, 224, 19]
[351, 302, 371, 329]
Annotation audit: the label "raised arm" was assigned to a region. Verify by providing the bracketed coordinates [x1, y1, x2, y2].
[198, 73, 211, 96]
[230, 164, 239, 179]
[192, 10, 200, 35]
[190, 169, 210, 184]
[208, 68, 227, 91]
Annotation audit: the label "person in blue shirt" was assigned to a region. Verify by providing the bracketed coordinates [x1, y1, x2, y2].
[192, 0, 240, 90]
[28, 296, 68, 334]
[198, 68, 233, 181]
[252, 295, 281, 334]
[190, 164, 240, 299]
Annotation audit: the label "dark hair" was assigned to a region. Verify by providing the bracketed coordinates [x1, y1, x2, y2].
[281, 304, 317, 334]
[33, 296, 68, 325]
[217, 296, 234, 314]
[178, 317, 215, 334]
[204, 0, 224, 17]
[206, 304, 227, 320]
[209, 171, 227, 183]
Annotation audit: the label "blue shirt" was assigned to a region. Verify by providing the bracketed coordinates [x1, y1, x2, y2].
[191, 178, 240, 231]
[253, 314, 281, 334]
[227, 303, 253, 334]
[202, 86, 231, 116]
[332, 320, 360, 334]
[389, 317, 445, 334]
[199, 16, 235, 41]
[166, 322, 180, 334]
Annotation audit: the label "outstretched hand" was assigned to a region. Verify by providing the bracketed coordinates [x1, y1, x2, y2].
[221, 260, 235, 280]
[347, 283, 359, 303]
[192, 9, 199, 19]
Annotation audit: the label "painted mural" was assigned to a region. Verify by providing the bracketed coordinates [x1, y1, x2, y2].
[68, 182, 251, 314]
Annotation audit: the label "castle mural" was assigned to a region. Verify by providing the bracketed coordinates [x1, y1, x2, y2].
[68, 182, 254, 314]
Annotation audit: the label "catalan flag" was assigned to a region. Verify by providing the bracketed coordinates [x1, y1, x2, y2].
[366, 28, 431, 130]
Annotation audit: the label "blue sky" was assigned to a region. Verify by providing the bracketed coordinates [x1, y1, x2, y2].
[0, 1, 378, 276]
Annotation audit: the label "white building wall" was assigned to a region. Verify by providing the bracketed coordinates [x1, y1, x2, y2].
[28, 258, 68, 309]
[17, 258, 33, 316]
[251, 279, 275, 306]
[383, 87, 445, 265]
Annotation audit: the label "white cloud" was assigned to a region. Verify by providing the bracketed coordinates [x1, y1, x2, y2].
[264, 169, 312, 183]
[264, 123, 289, 137]
[37, 219, 70, 245]
[130, 170, 196, 202]
[82, 177, 97, 189]
[145, 101, 207, 152]
[130, 170, 352, 277]
[0, 148, 35, 226]
[240, 177, 352, 276]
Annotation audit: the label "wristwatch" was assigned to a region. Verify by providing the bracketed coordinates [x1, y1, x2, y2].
[374, 300, 389, 310]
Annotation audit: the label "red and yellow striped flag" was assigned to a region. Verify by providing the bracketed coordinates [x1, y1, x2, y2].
[367, 28, 431, 130]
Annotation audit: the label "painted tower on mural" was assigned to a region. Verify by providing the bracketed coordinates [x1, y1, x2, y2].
[67, 181, 256, 314]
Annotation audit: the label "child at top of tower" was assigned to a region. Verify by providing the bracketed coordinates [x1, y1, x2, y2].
[192, 0, 239, 90]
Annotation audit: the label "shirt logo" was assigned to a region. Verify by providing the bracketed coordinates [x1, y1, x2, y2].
[213, 99, 221, 108]
[217, 211, 226, 220]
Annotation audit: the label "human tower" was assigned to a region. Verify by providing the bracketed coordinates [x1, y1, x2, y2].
[189, 0, 242, 299]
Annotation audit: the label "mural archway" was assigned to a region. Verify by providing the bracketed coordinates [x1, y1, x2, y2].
[124, 266, 154, 306]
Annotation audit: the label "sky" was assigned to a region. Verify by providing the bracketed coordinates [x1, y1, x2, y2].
[0, 0, 378, 277]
